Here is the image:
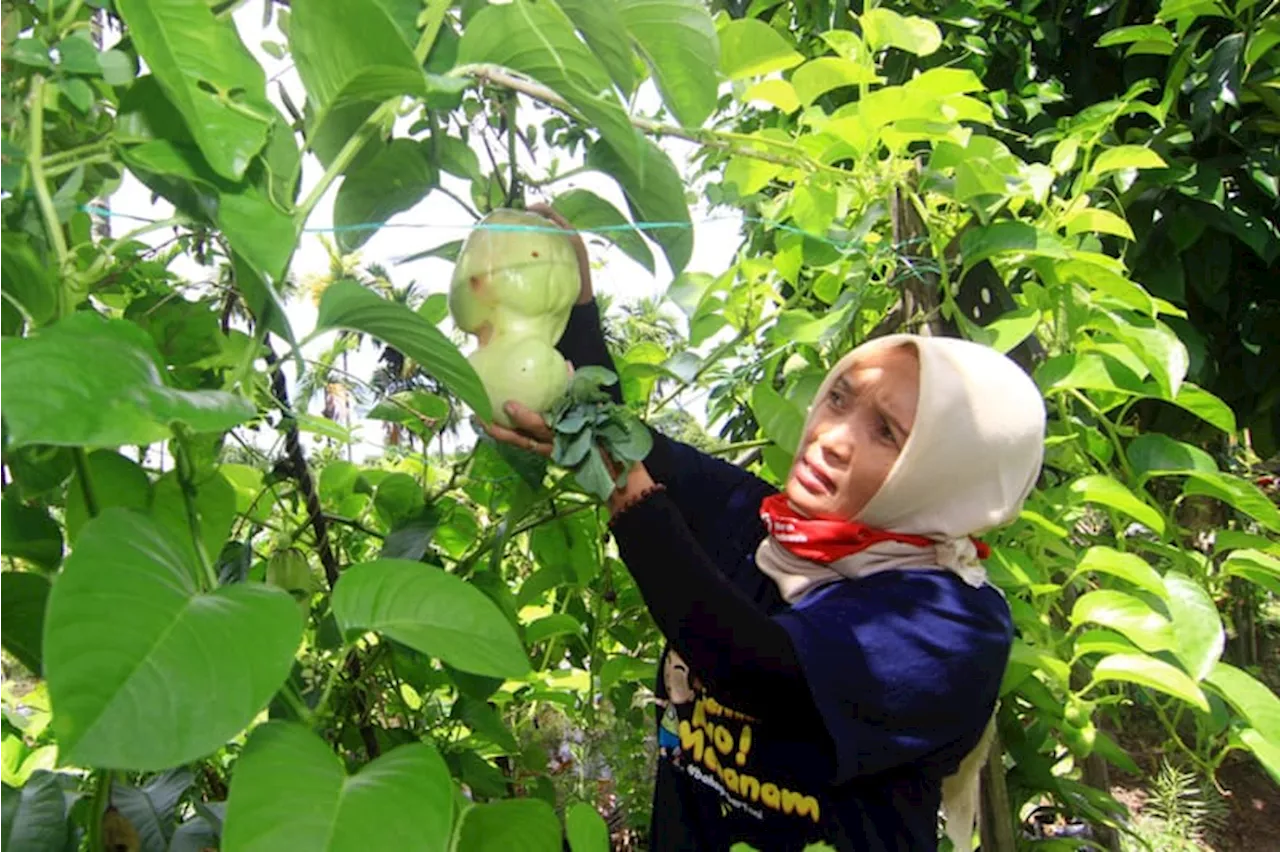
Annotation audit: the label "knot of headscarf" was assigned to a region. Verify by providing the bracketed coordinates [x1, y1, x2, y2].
[756, 493, 991, 599]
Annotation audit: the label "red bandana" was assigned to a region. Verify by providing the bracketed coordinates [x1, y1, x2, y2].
[758, 493, 991, 563]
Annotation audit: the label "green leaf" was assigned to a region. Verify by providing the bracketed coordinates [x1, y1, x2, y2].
[0, 770, 68, 852]
[290, 0, 436, 170]
[1072, 629, 1140, 659]
[1, 313, 256, 450]
[1069, 546, 1167, 600]
[332, 559, 530, 679]
[1089, 653, 1209, 711]
[0, 498, 62, 570]
[454, 696, 519, 752]
[223, 721, 454, 852]
[525, 613, 584, 645]
[2, 238, 60, 331]
[860, 7, 942, 56]
[1127, 433, 1217, 478]
[552, 188, 654, 274]
[1037, 351, 1146, 396]
[459, 0, 640, 166]
[335, 139, 438, 252]
[1169, 383, 1236, 433]
[1089, 145, 1167, 177]
[961, 222, 1069, 270]
[976, 307, 1040, 354]
[1205, 663, 1280, 745]
[315, 281, 491, 421]
[618, 0, 719, 127]
[1222, 550, 1280, 596]
[65, 450, 152, 543]
[751, 384, 805, 455]
[98, 49, 136, 86]
[57, 34, 102, 74]
[718, 18, 803, 79]
[1163, 572, 1223, 682]
[116, 0, 273, 181]
[1070, 590, 1175, 652]
[566, 802, 609, 852]
[149, 470, 237, 571]
[1097, 24, 1175, 48]
[1181, 471, 1280, 533]
[558, 0, 637, 95]
[0, 573, 51, 675]
[1239, 729, 1280, 785]
[1063, 208, 1135, 240]
[586, 136, 692, 276]
[530, 514, 599, 585]
[1068, 474, 1166, 536]
[455, 798, 561, 852]
[117, 78, 298, 283]
[791, 57, 881, 106]
[45, 510, 303, 770]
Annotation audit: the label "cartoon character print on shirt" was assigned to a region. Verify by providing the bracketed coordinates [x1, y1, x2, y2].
[656, 650, 822, 825]
[657, 650, 697, 758]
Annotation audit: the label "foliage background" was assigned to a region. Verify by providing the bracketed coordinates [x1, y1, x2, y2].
[1, 0, 1278, 851]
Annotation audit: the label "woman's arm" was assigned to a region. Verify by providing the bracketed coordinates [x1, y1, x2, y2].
[607, 469, 812, 721]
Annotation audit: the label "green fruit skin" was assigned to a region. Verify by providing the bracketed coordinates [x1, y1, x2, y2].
[470, 336, 570, 427]
[448, 208, 580, 423]
[267, 550, 314, 595]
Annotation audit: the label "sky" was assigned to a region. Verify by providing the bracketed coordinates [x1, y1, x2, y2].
[104, 4, 745, 460]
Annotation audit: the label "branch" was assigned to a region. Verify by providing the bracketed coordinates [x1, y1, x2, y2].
[28, 76, 70, 266]
[456, 65, 832, 175]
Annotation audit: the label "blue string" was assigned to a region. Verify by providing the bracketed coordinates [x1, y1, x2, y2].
[78, 204, 931, 255]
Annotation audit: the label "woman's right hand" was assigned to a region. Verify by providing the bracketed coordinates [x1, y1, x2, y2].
[526, 202, 593, 305]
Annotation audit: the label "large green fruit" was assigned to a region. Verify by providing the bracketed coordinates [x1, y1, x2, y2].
[449, 209, 579, 426]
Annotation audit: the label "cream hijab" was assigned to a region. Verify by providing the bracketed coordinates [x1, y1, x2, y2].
[755, 333, 1046, 852]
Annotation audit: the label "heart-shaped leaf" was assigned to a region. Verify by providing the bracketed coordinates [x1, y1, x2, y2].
[333, 559, 530, 679]
[1, 313, 255, 450]
[586, 137, 693, 276]
[551, 189, 655, 274]
[1205, 662, 1280, 745]
[454, 799, 561, 852]
[565, 802, 610, 852]
[45, 510, 302, 770]
[334, 139, 438, 252]
[223, 722, 453, 852]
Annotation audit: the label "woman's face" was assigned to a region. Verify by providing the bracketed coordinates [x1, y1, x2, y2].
[785, 344, 920, 520]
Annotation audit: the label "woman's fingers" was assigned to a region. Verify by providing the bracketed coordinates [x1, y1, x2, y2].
[484, 420, 553, 457]
[503, 401, 554, 440]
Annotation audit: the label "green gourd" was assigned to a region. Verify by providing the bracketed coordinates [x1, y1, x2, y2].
[448, 209, 580, 426]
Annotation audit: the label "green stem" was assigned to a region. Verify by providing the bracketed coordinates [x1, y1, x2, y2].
[86, 770, 112, 852]
[280, 681, 313, 724]
[1067, 388, 1135, 482]
[311, 644, 354, 726]
[297, 101, 397, 224]
[40, 138, 112, 168]
[44, 151, 117, 180]
[173, 429, 218, 590]
[706, 438, 772, 457]
[72, 448, 99, 518]
[1147, 690, 1214, 776]
[28, 76, 70, 266]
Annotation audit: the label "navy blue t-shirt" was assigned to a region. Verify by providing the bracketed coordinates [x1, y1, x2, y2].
[629, 436, 1013, 852]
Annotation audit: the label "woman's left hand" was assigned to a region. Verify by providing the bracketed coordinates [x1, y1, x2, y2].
[484, 401, 555, 457]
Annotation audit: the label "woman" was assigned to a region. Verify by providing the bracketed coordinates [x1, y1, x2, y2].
[487, 209, 1046, 851]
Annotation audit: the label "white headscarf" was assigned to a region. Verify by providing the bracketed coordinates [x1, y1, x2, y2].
[755, 333, 1046, 852]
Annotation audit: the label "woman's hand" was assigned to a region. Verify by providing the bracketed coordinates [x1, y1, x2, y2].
[484, 399, 657, 515]
[484, 401, 556, 457]
[526, 202, 593, 305]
